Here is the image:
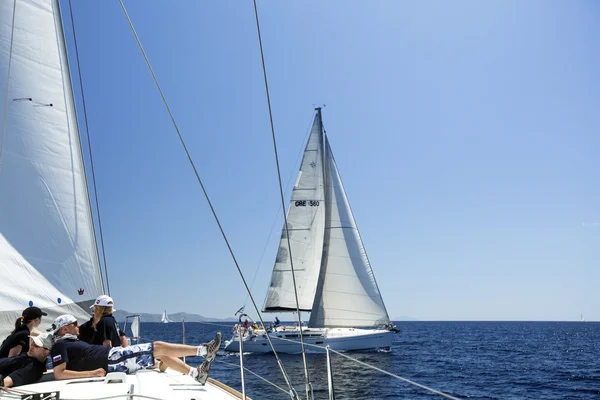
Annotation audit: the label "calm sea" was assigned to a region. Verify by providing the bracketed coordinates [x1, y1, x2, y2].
[129, 321, 599, 399]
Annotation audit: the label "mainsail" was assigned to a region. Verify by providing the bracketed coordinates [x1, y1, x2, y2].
[264, 108, 390, 327]
[0, 0, 104, 337]
[263, 114, 326, 311]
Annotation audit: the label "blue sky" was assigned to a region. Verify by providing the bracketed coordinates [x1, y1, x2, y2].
[63, 0, 599, 321]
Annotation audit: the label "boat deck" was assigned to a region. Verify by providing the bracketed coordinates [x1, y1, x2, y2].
[0, 369, 246, 400]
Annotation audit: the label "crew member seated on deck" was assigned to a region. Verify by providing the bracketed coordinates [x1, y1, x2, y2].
[0, 332, 52, 388]
[274, 316, 280, 328]
[0, 307, 47, 358]
[49, 314, 222, 385]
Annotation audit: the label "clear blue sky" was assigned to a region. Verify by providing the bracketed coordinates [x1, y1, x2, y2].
[64, 0, 599, 321]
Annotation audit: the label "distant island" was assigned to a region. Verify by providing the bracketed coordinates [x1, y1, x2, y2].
[112, 310, 237, 323]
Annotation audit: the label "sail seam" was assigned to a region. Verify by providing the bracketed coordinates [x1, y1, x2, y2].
[0, 0, 17, 170]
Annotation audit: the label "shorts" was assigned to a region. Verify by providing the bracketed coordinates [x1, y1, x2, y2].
[107, 343, 155, 374]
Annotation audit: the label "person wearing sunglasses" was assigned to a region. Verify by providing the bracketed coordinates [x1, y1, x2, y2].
[0, 332, 53, 388]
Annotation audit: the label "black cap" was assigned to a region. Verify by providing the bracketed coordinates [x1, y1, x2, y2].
[22, 307, 47, 320]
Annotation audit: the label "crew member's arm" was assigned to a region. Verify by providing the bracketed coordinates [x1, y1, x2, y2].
[52, 363, 105, 380]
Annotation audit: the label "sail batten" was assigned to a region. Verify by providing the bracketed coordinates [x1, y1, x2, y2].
[0, 0, 103, 338]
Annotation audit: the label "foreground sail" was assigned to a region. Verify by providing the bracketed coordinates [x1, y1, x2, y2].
[0, 1, 244, 398]
[225, 108, 396, 353]
[0, 0, 103, 338]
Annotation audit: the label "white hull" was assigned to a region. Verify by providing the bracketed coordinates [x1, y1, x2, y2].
[224, 326, 393, 354]
[0, 368, 243, 400]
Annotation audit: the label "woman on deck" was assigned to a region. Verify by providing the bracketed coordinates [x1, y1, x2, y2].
[0, 307, 47, 358]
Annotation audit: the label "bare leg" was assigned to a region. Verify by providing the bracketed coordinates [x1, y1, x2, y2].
[153, 341, 202, 358]
[159, 355, 191, 375]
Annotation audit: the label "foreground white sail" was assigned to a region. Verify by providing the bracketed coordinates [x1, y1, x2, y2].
[0, 1, 242, 398]
[225, 108, 395, 353]
[0, 0, 103, 339]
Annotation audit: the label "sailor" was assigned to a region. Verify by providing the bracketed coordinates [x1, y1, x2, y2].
[50, 314, 221, 385]
[274, 316, 280, 327]
[0, 332, 52, 388]
[78, 295, 127, 347]
[0, 307, 47, 358]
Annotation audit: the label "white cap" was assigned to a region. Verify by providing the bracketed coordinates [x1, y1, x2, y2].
[90, 294, 116, 310]
[30, 332, 54, 350]
[47, 314, 78, 334]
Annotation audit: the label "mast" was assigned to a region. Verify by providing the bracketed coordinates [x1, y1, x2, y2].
[309, 108, 330, 326]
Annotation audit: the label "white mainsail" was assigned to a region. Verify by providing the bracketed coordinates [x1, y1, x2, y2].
[263, 115, 326, 311]
[0, 0, 103, 337]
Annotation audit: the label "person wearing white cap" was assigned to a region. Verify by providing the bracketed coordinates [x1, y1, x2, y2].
[0, 306, 48, 358]
[0, 332, 53, 388]
[78, 295, 128, 348]
[49, 314, 221, 385]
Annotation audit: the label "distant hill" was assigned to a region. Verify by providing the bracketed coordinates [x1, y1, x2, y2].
[392, 316, 419, 321]
[112, 310, 236, 323]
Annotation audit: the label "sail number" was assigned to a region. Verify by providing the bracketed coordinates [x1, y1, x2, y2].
[295, 200, 320, 207]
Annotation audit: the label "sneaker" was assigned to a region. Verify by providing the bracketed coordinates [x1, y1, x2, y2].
[204, 332, 221, 363]
[195, 359, 211, 385]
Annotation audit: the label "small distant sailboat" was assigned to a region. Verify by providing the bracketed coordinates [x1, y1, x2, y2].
[160, 309, 171, 323]
[581, 313, 585, 323]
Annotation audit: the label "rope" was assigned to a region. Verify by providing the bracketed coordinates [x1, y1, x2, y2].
[66, 0, 111, 296]
[242, 113, 315, 308]
[115, 1, 298, 396]
[215, 359, 289, 395]
[236, 334, 460, 400]
[251, 2, 313, 398]
[0, 0, 17, 171]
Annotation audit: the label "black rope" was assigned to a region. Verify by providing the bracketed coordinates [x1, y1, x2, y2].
[67, 0, 111, 296]
[0, 0, 17, 171]
[115, 1, 298, 396]
[252, 1, 313, 398]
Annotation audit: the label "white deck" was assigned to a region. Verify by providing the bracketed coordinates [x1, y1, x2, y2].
[0, 369, 244, 400]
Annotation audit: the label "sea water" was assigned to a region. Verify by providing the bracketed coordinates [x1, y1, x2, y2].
[130, 321, 599, 399]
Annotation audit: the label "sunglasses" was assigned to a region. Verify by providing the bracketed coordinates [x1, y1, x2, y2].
[70, 321, 78, 327]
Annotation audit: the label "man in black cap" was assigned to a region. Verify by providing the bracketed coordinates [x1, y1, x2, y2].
[0, 307, 47, 358]
[0, 332, 52, 388]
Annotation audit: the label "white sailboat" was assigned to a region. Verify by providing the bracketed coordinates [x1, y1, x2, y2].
[160, 310, 171, 323]
[224, 108, 396, 353]
[0, 1, 242, 398]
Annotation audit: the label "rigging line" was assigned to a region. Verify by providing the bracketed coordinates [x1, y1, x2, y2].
[215, 359, 290, 395]
[259, 335, 460, 400]
[67, 0, 111, 296]
[116, 1, 297, 396]
[0, 0, 17, 171]
[327, 347, 461, 400]
[242, 112, 315, 308]
[252, 1, 313, 398]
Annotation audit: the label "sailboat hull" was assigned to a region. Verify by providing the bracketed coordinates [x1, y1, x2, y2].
[224, 327, 394, 354]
